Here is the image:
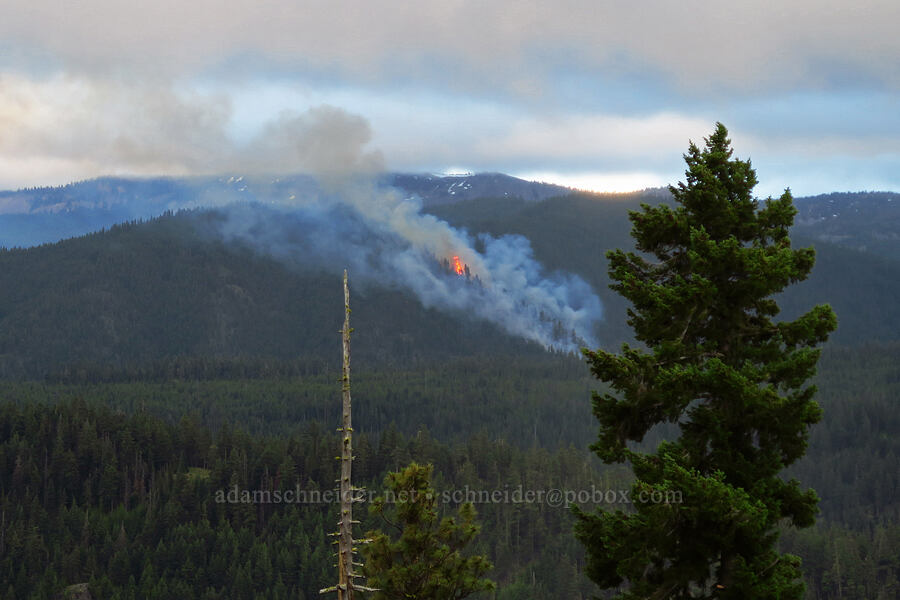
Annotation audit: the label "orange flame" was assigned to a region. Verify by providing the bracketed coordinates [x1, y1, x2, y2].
[452, 256, 464, 276]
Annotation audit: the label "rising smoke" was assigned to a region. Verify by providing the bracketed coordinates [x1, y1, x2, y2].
[211, 106, 603, 351]
[216, 183, 603, 350]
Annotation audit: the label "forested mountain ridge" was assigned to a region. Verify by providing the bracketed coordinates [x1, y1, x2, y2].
[0, 212, 547, 379]
[1, 188, 900, 378]
[428, 192, 900, 345]
[793, 191, 900, 260]
[4, 173, 897, 258]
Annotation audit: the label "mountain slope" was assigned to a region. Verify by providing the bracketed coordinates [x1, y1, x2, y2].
[1, 186, 899, 378]
[0, 212, 544, 378]
[427, 191, 900, 346]
[793, 191, 900, 260]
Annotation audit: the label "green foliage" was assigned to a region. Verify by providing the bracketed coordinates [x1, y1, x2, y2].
[0, 396, 603, 599]
[576, 124, 837, 599]
[0, 339, 898, 597]
[0, 354, 594, 448]
[364, 462, 495, 600]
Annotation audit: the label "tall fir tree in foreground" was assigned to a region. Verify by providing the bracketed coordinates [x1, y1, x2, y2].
[575, 123, 837, 599]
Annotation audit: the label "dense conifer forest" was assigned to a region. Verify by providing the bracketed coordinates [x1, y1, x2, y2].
[0, 187, 898, 597]
[0, 346, 897, 598]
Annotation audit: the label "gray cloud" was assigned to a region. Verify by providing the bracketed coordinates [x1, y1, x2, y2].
[0, 74, 383, 186]
[2, 1, 899, 95]
[0, 76, 232, 177]
[1, 1, 899, 195]
[247, 108, 384, 178]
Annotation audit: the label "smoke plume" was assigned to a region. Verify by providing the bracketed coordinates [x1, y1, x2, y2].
[206, 105, 603, 350]
[218, 184, 602, 350]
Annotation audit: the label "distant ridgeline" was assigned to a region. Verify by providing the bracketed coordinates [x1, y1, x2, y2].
[793, 191, 900, 258]
[0, 173, 570, 248]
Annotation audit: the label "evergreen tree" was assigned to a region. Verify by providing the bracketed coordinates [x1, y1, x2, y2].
[363, 462, 495, 600]
[575, 123, 837, 599]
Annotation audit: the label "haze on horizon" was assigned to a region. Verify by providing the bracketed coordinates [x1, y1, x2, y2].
[1, 1, 899, 197]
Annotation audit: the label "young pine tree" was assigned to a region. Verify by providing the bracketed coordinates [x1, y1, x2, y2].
[363, 462, 495, 600]
[575, 123, 836, 599]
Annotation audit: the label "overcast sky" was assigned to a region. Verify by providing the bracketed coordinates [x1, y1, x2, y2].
[1, 1, 898, 196]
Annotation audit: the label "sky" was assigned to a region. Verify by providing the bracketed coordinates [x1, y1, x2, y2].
[1, 1, 899, 197]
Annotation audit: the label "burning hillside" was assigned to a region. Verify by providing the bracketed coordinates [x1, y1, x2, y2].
[440, 255, 473, 280]
[203, 107, 603, 351]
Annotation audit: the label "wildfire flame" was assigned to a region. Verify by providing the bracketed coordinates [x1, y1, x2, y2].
[452, 256, 464, 276]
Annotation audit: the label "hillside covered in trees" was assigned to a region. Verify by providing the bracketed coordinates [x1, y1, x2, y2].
[0, 345, 898, 598]
[2, 188, 900, 378]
